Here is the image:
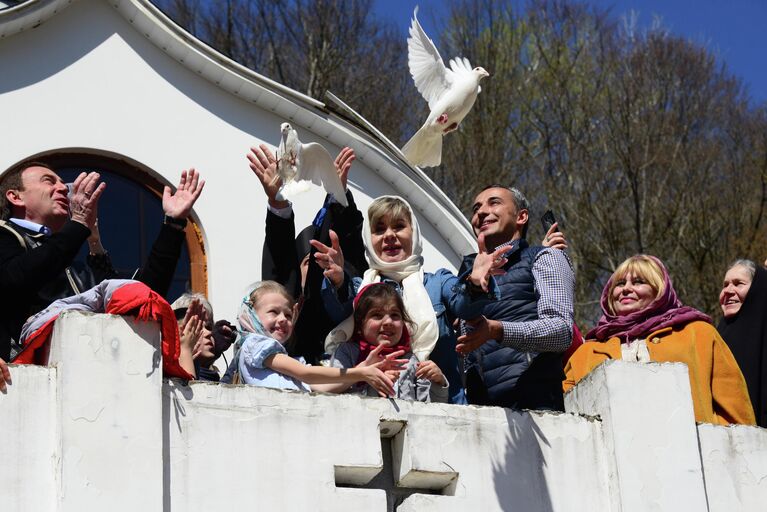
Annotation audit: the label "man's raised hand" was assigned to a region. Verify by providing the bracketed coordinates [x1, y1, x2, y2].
[69, 171, 106, 231]
[542, 222, 568, 250]
[334, 147, 355, 192]
[247, 144, 287, 208]
[163, 168, 205, 220]
[468, 233, 508, 292]
[456, 316, 503, 355]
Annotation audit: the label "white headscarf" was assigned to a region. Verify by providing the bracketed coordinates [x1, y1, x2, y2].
[325, 196, 439, 361]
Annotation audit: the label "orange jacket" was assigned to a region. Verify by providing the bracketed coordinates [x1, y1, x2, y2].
[563, 321, 756, 425]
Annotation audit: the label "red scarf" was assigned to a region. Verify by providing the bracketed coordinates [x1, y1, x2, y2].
[15, 282, 193, 379]
[354, 329, 412, 366]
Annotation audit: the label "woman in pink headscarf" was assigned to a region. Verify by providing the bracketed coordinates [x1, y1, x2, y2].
[563, 254, 754, 425]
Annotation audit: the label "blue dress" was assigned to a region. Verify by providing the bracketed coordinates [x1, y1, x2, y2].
[238, 333, 311, 392]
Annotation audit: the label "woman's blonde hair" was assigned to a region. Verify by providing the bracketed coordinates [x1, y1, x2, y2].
[248, 281, 294, 308]
[606, 255, 666, 315]
[367, 196, 412, 228]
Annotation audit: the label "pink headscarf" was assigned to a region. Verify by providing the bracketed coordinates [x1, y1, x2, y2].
[586, 255, 711, 342]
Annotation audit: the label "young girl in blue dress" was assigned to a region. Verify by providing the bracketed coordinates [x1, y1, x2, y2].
[237, 281, 404, 396]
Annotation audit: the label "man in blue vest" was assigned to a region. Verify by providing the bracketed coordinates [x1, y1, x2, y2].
[456, 185, 574, 410]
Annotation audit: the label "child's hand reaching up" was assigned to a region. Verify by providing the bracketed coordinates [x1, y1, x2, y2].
[416, 360, 447, 387]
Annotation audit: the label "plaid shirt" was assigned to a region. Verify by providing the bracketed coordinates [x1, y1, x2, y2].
[463, 242, 575, 353]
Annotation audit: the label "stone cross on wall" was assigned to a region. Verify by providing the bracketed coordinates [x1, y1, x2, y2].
[334, 420, 458, 511]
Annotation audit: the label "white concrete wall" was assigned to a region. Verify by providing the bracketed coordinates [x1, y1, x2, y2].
[0, 312, 163, 511]
[48, 312, 164, 511]
[165, 381, 610, 512]
[3, 314, 767, 511]
[564, 360, 709, 511]
[0, 363, 57, 511]
[698, 423, 767, 512]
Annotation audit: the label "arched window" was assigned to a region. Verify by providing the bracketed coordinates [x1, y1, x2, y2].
[19, 149, 207, 302]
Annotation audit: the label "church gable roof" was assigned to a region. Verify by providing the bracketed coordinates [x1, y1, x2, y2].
[0, 0, 475, 258]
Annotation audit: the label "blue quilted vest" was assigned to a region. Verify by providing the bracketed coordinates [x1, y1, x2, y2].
[461, 239, 565, 410]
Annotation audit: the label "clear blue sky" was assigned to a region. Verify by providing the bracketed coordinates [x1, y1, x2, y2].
[373, 0, 767, 104]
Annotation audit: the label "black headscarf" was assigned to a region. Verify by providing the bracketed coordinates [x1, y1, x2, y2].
[718, 266, 767, 427]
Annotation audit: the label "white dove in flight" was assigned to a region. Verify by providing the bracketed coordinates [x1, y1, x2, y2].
[272, 122, 348, 207]
[401, 7, 489, 168]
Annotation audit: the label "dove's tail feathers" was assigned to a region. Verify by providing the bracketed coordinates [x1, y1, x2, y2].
[297, 141, 349, 208]
[320, 174, 349, 208]
[280, 180, 313, 199]
[402, 125, 443, 168]
[333, 190, 349, 207]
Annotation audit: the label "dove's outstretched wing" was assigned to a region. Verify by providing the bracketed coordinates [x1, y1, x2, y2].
[296, 142, 349, 207]
[449, 56, 479, 92]
[449, 56, 475, 75]
[407, 7, 455, 110]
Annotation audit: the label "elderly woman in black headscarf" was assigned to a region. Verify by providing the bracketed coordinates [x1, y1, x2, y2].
[718, 259, 767, 427]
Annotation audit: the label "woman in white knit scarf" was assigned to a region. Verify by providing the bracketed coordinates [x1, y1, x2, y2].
[315, 195, 506, 404]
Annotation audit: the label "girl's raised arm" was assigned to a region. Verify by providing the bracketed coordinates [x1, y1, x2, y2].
[265, 349, 404, 397]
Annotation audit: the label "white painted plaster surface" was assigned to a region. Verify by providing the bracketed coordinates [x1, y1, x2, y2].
[2, 2, 767, 510]
[698, 423, 767, 512]
[565, 360, 709, 512]
[165, 379, 609, 512]
[48, 311, 163, 512]
[5, 315, 767, 510]
[0, 364, 57, 512]
[0, 0, 475, 326]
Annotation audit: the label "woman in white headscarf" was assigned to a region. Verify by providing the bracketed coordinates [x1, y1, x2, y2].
[314, 195, 505, 404]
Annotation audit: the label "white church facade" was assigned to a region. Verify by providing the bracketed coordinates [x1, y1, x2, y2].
[0, 0, 475, 320]
[1, 2, 766, 511]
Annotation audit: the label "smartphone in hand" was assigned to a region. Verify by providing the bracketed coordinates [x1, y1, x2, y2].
[541, 210, 558, 232]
